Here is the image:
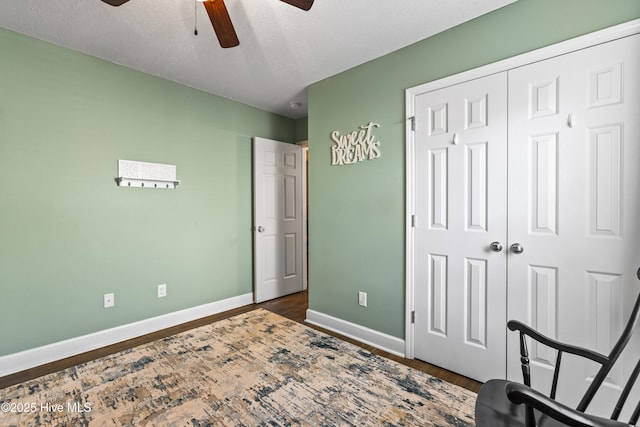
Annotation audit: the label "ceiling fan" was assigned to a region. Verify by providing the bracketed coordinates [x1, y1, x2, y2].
[100, 0, 314, 48]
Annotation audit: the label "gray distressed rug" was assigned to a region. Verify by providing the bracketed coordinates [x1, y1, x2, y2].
[0, 309, 476, 426]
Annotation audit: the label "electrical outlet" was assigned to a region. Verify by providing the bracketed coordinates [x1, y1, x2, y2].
[358, 291, 367, 307]
[104, 293, 115, 308]
[157, 284, 167, 298]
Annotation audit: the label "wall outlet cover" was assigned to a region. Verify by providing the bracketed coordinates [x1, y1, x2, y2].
[358, 291, 367, 307]
[104, 293, 115, 308]
[157, 284, 167, 298]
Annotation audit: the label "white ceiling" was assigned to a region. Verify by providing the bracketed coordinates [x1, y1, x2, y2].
[0, 0, 516, 119]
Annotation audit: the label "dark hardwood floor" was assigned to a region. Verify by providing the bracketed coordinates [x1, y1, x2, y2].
[0, 291, 481, 393]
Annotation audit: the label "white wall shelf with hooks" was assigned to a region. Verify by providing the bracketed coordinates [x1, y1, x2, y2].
[116, 160, 180, 189]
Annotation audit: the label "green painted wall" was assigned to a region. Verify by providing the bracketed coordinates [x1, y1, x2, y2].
[0, 29, 294, 356]
[294, 117, 308, 142]
[307, 0, 640, 339]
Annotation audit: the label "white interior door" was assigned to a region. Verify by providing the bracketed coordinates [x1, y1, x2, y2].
[253, 137, 304, 303]
[507, 34, 640, 417]
[413, 72, 508, 382]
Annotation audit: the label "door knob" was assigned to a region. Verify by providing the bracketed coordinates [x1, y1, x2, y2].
[510, 243, 524, 254]
[257, 226, 265, 233]
[489, 242, 503, 252]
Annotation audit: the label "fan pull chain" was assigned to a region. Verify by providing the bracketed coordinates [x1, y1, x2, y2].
[194, 0, 199, 36]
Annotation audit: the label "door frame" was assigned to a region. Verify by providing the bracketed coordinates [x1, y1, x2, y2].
[300, 141, 309, 292]
[404, 19, 640, 359]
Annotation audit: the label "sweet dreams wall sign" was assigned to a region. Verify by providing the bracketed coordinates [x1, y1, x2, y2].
[330, 122, 381, 166]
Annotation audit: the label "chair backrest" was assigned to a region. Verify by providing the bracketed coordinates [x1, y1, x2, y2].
[577, 286, 640, 424]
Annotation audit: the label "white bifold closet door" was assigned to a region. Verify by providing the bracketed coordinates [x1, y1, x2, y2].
[507, 33, 640, 417]
[412, 33, 640, 413]
[414, 72, 508, 383]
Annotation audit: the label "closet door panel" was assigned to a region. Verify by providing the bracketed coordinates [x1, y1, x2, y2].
[414, 72, 508, 382]
[507, 33, 640, 417]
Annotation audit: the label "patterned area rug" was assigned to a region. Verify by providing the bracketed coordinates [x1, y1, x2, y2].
[0, 309, 476, 426]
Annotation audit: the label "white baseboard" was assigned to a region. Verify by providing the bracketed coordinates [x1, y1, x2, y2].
[305, 309, 406, 357]
[0, 293, 254, 377]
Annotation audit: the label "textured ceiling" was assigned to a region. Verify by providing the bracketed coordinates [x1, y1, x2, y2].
[0, 0, 516, 118]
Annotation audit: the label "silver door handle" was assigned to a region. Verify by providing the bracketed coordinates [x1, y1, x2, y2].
[510, 243, 524, 254]
[257, 226, 265, 233]
[489, 242, 503, 252]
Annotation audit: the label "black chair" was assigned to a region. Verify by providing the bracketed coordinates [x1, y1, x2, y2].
[476, 274, 640, 427]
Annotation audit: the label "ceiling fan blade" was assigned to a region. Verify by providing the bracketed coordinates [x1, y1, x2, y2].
[279, 0, 314, 11]
[203, 0, 240, 48]
[101, 0, 130, 6]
